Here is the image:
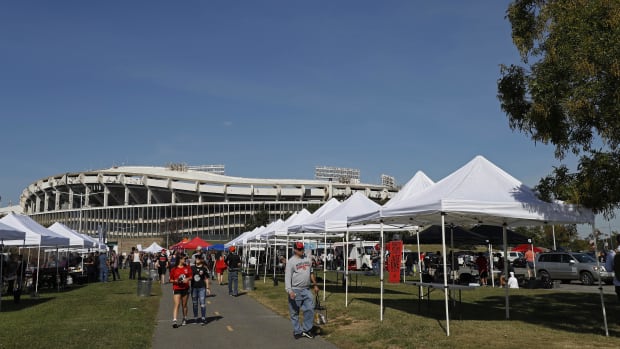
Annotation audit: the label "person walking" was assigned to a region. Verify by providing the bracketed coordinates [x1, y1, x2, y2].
[129, 247, 143, 280]
[190, 254, 211, 325]
[155, 249, 169, 285]
[476, 252, 488, 286]
[225, 246, 241, 296]
[215, 254, 227, 285]
[285, 241, 320, 339]
[169, 254, 192, 328]
[605, 235, 620, 302]
[524, 248, 535, 279]
[110, 250, 121, 281]
[98, 250, 109, 282]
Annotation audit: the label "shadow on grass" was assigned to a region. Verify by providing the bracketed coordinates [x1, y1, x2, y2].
[356, 291, 620, 336]
[0, 295, 53, 312]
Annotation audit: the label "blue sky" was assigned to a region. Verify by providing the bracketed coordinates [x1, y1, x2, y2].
[0, 1, 615, 236]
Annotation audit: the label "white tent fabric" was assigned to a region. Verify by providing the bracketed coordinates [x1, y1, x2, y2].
[299, 192, 405, 233]
[48, 222, 97, 248]
[0, 222, 26, 241]
[373, 156, 594, 227]
[78, 233, 107, 251]
[278, 210, 310, 234]
[227, 228, 258, 247]
[351, 155, 595, 336]
[348, 171, 435, 224]
[287, 198, 341, 233]
[0, 213, 70, 247]
[143, 242, 166, 253]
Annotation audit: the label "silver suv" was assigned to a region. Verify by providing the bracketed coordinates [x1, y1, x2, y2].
[535, 252, 613, 286]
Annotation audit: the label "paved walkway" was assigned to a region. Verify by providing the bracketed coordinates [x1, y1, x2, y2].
[151, 280, 339, 349]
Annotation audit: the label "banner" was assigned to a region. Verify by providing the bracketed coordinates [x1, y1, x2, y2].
[386, 240, 403, 283]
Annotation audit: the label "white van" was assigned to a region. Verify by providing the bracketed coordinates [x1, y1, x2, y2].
[333, 241, 377, 271]
[496, 251, 524, 262]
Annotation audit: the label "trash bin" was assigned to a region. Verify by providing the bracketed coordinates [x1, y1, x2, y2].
[242, 272, 255, 291]
[149, 269, 159, 281]
[137, 278, 152, 296]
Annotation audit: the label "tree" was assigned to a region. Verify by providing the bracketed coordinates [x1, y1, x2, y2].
[498, 0, 620, 217]
[244, 206, 270, 231]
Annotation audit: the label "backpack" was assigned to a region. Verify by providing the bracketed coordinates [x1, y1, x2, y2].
[614, 253, 620, 282]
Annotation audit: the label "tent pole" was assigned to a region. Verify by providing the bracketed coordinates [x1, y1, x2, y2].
[323, 232, 327, 301]
[263, 241, 268, 284]
[273, 236, 277, 285]
[345, 229, 349, 307]
[35, 244, 41, 296]
[593, 225, 609, 336]
[503, 224, 509, 319]
[380, 223, 384, 322]
[489, 241, 495, 288]
[417, 227, 423, 299]
[441, 213, 450, 336]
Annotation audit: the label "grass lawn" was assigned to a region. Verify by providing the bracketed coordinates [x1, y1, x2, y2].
[250, 270, 620, 349]
[0, 269, 160, 349]
[2, 268, 620, 348]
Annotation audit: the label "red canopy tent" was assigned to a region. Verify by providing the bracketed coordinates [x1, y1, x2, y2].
[170, 237, 189, 250]
[179, 236, 212, 250]
[511, 244, 544, 253]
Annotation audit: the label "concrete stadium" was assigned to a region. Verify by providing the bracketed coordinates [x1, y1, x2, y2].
[14, 165, 395, 245]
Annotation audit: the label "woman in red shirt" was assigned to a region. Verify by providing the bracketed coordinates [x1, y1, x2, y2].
[215, 255, 227, 285]
[169, 254, 192, 328]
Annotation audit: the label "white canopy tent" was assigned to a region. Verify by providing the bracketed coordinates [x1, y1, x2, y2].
[349, 155, 596, 336]
[0, 213, 71, 295]
[0, 222, 26, 241]
[0, 222, 26, 311]
[350, 171, 434, 224]
[143, 242, 166, 254]
[0, 213, 71, 247]
[48, 222, 98, 249]
[294, 192, 408, 307]
[78, 233, 107, 251]
[287, 198, 342, 234]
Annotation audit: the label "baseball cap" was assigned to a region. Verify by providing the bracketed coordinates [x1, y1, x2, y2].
[293, 242, 304, 250]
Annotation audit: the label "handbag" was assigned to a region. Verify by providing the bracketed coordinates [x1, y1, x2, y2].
[314, 292, 327, 325]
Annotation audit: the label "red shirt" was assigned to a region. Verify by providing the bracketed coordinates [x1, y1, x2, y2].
[170, 265, 192, 291]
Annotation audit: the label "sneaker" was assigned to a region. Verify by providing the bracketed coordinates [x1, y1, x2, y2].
[181, 318, 187, 326]
[172, 320, 178, 328]
[301, 331, 314, 339]
[195, 318, 201, 325]
[293, 333, 303, 339]
[201, 317, 206, 325]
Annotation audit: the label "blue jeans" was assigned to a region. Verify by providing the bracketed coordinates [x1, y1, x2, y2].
[228, 270, 238, 295]
[99, 268, 108, 282]
[191, 287, 206, 318]
[288, 288, 315, 335]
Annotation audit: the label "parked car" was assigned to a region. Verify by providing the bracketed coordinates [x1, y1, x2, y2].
[535, 251, 614, 285]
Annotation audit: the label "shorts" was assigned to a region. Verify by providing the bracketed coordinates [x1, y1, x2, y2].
[527, 261, 534, 269]
[173, 289, 189, 296]
[479, 271, 488, 278]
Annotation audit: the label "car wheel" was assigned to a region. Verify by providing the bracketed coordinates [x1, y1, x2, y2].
[580, 272, 594, 286]
[539, 270, 550, 280]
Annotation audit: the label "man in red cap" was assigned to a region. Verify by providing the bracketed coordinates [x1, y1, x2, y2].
[285, 241, 319, 339]
[225, 246, 242, 296]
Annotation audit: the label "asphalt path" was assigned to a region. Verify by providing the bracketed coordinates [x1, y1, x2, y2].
[151, 280, 339, 349]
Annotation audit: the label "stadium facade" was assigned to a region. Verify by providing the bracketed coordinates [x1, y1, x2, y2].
[20, 166, 395, 241]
